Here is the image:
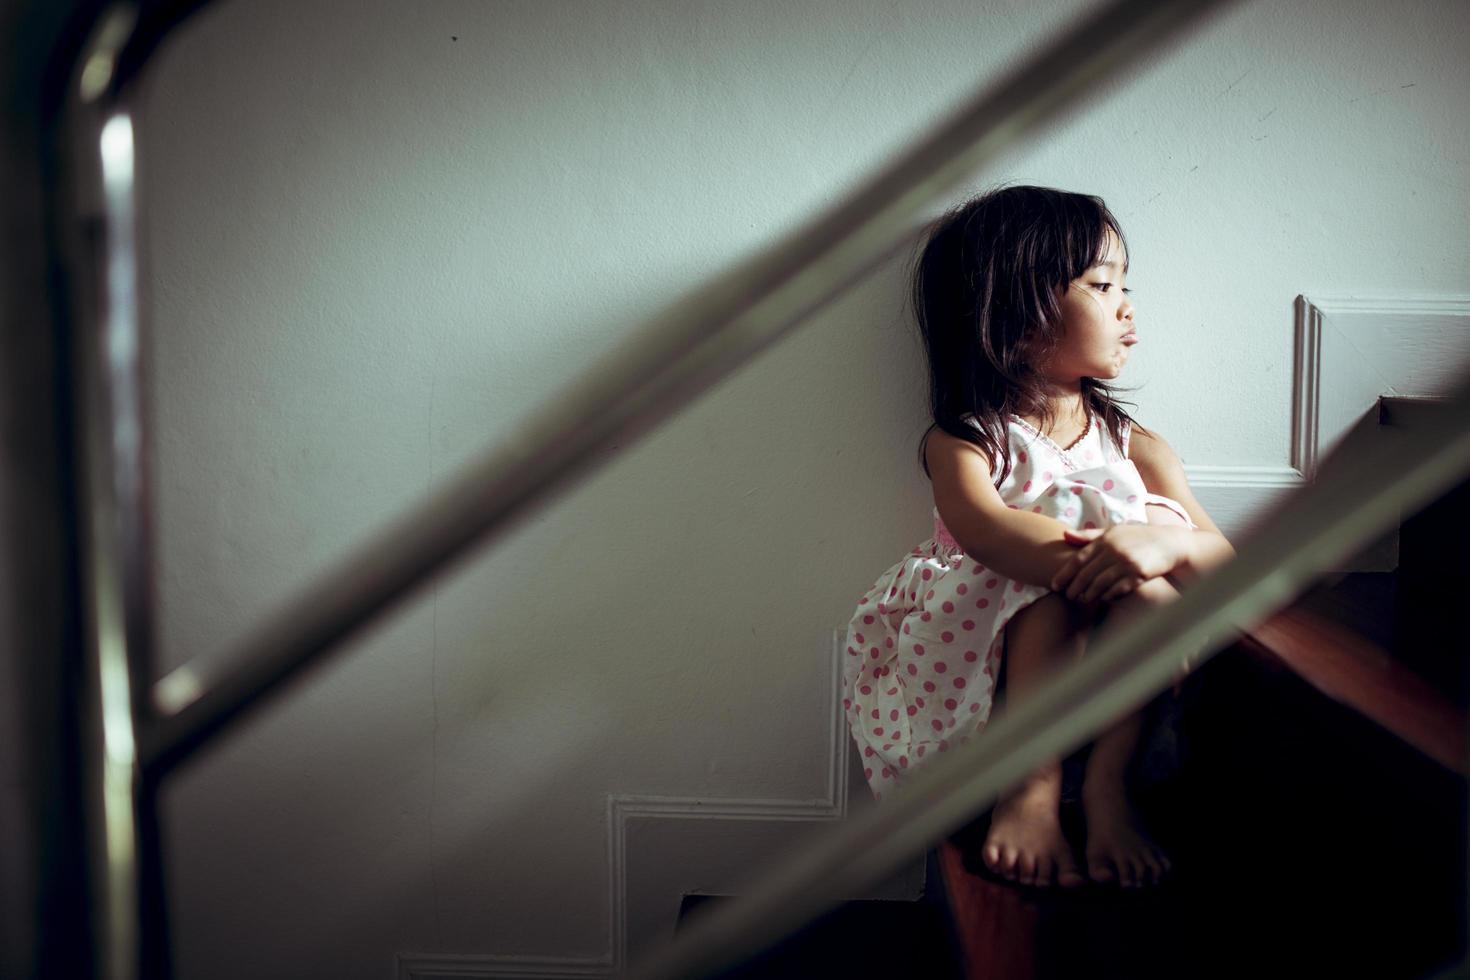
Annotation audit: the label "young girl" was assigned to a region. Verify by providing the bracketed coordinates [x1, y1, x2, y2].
[843, 185, 1234, 890]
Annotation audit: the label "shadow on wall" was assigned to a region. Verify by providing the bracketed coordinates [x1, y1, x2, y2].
[159, 240, 933, 977]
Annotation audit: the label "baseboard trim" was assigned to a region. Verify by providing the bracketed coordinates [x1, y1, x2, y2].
[1183, 464, 1305, 488]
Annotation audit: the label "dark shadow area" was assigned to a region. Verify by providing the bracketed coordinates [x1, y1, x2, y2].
[677, 859, 964, 980]
[941, 631, 1467, 979]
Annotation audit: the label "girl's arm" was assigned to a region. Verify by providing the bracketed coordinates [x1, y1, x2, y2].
[1127, 427, 1234, 585]
[924, 428, 1081, 587]
[1049, 427, 1235, 603]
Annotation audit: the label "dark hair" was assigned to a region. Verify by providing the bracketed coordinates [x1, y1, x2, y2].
[914, 184, 1139, 484]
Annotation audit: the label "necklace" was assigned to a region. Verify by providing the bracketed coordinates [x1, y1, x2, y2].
[1011, 410, 1093, 468]
[1058, 411, 1092, 452]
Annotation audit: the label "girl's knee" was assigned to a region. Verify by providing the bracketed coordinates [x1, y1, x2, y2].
[1011, 591, 1088, 634]
[1144, 502, 1190, 528]
[1125, 575, 1179, 608]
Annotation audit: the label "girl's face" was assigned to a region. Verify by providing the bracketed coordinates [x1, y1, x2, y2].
[1036, 230, 1136, 384]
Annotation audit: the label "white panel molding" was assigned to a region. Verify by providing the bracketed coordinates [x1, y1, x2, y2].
[1177, 296, 1470, 537]
[1179, 296, 1470, 506]
[1292, 295, 1470, 479]
[399, 632, 852, 979]
[1182, 464, 1304, 488]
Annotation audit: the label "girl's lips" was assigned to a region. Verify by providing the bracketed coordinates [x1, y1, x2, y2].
[1122, 332, 1139, 346]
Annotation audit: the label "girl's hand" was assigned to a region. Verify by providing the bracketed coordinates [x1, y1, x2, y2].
[1050, 525, 1191, 603]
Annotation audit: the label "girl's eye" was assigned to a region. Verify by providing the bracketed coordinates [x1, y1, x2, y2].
[1093, 283, 1113, 293]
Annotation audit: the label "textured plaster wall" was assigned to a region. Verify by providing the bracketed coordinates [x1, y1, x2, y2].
[139, 0, 1470, 975]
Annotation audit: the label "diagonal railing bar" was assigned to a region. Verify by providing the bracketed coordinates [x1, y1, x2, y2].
[139, 0, 1241, 778]
[624, 379, 1470, 980]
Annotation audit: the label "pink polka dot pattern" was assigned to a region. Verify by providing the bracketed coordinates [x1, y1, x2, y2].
[843, 414, 1193, 801]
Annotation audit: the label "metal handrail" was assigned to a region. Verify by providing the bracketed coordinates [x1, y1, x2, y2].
[50, 6, 166, 979]
[626, 379, 1470, 980]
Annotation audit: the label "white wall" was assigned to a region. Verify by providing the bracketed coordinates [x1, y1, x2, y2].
[139, 0, 1470, 976]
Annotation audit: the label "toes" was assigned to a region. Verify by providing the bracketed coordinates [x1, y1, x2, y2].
[984, 841, 1017, 880]
[1149, 849, 1172, 884]
[1017, 853, 1037, 887]
[1088, 858, 1117, 885]
[998, 846, 1019, 880]
[1058, 862, 1086, 889]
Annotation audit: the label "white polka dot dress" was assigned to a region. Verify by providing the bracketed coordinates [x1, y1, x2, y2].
[842, 415, 1193, 799]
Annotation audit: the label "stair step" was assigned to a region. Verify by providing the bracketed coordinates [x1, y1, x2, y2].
[937, 643, 1467, 979]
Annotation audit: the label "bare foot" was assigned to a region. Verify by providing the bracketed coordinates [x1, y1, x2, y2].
[982, 775, 1086, 889]
[1082, 783, 1172, 888]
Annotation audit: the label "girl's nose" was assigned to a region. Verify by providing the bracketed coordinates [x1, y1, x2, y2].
[1119, 295, 1135, 321]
